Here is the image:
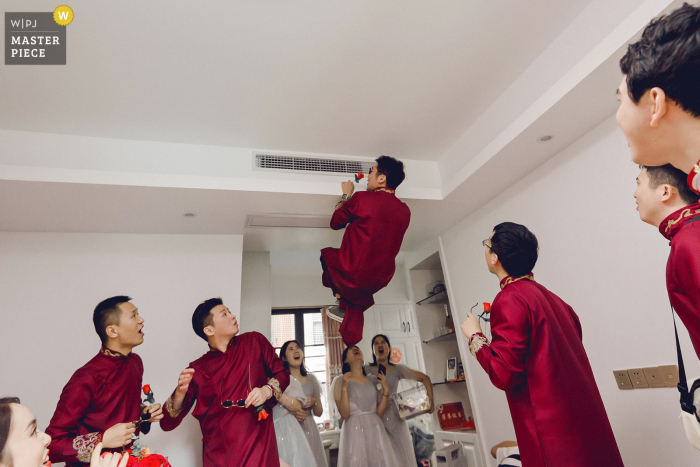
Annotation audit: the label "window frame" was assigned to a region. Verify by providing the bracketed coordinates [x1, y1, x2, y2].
[271, 307, 322, 349]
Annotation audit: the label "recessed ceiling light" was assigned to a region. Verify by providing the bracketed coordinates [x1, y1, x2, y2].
[537, 135, 553, 143]
[184, 213, 196, 217]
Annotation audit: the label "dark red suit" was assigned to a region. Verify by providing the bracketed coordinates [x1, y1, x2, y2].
[46, 347, 146, 466]
[661, 203, 700, 358]
[470, 275, 623, 467]
[160, 332, 290, 467]
[321, 187, 410, 346]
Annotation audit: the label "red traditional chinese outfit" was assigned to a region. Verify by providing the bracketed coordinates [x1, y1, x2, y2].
[46, 347, 146, 466]
[321, 187, 410, 346]
[660, 202, 700, 358]
[469, 275, 623, 467]
[160, 332, 290, 467]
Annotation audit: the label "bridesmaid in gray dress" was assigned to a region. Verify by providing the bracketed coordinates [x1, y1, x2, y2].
[272, 375, 318, 467]
[280, 340, 328, 467]
[332, 346, 399, 467]
[366, 334, 435, 467]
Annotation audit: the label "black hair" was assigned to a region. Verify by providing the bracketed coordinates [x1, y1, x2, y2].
[620, 3, 700, 117]
[192, 297, 223, 342]
[489, 222, 539, 277]
[375, 155, 406, 190]
[341, 346, 367, 375]
[93, 296, 132, 345]
[280, 340, 308, 376]
[0, 397, 20, 463]
[642, 164, 700, 205]
[370, 334, 395, 366]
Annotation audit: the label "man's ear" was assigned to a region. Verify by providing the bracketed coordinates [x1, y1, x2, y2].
[105, 325, 118, 340]
[659, 184, 674, 203]
[491, 252, 499, 266]
[377, 173, 387, 185]
[203, 326, 215, 337]
[649, 87, 668, 128]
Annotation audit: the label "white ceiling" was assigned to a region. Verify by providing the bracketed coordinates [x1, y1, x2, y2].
[1, 0, 588, 160]
[0, 0, 679, 252]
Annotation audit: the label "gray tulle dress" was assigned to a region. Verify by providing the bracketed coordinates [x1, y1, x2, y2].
[365, 364, 419, 466]
[332, 375, 400, 467]
[272, 376, 318, 467]
[299, 373, 328, 467]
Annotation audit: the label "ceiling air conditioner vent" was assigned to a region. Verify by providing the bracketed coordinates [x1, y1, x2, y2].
[254, 154, 374, 175]
[246, 214, 332, 229]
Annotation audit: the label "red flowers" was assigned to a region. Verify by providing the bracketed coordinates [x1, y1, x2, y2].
[356, 173, 365, 179]
[142, 384, 151, 394]
[257, 408, 269, 421]
[483, 302, 491, 313]
[139, 454, 170, 467]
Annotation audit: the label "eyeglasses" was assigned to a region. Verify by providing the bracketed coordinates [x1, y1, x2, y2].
[482, 239, 492, 249]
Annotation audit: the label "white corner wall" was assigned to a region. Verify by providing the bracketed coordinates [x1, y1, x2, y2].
[439, 114, 699, 466]
[241, 251, 272, 340]
[0, 233, 243, 467]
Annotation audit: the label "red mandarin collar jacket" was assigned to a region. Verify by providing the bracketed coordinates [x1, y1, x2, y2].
[660, 202, 700, 359]
[46, 347, 145, 466]
[472, 275, 623, 467]
[321, 187, 410, 308]
[160, 332, 289, 467]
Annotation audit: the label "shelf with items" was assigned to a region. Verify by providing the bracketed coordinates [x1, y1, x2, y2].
[416, 289, 448, 306]
[433, 377, 466, 386]
[422, 331, 456, 344]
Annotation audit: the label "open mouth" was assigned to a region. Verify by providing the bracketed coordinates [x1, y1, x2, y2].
[44, 450, 51, 466]
[293, 355, 301, 361]
[138, 326, 144, 336]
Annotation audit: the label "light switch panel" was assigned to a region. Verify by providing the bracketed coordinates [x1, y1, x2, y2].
[643, 367, 667, 388]
[659, 365, 680, 388]
[628, 368, 649, 388]
[613, 370, 633, 390]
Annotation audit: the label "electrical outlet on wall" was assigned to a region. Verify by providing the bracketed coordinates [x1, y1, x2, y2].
[613, 370, 633, 390]
[643, 367, 667, 388]
[628, 368, 649, 388]
[659, 365, 680, 387]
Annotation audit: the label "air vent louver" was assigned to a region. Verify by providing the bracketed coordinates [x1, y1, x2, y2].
[255, 154, 374, 175]
[246, 214, 332, 229]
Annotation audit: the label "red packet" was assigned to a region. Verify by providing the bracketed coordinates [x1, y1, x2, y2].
[437, 402, 467, 430]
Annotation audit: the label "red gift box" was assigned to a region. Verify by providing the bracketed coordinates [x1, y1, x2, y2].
[437, 402, 468, 430]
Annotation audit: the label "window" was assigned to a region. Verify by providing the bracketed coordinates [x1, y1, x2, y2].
[271, 308, 329, 423]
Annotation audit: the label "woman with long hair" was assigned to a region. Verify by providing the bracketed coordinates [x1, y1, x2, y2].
[331, 346, 398, 467]
[365, 334, 434, 467]
[279, 340, 327, 467]
[0, 397, 129, 467]
[271, 370, 318, 467]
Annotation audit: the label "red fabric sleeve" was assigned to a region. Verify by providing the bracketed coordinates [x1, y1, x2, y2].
[46, 371, 102, 464]
[160, 385, 196, 432]
[330, 193, 360, 230]
[668, 232, 700, 358]
[475, 293, 531, 392]
[255, 332, 290, 399]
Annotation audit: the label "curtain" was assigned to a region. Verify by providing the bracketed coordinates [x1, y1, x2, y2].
[321, 306, 345, 412]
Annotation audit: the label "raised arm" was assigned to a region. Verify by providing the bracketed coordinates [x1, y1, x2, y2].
[161, 368, 196, 432]
[330, 190, 360, 230]
[466, 294, 530, 392]
[376, 373, 390, 418]
[334, 374, 351, 420]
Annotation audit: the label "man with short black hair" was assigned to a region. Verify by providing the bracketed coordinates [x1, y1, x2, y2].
[634, 164, 700, 358]
[321, 155, 411, 346]
[46, 296, 163, 466]
[161, 298, 289, 467]
[617, 3, 700, 192]
[461, 223, 623, 467]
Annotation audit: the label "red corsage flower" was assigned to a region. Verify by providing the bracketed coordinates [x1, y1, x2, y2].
[142, 384, 151, 394]
[126, 455, 139, 467]
[483, 302, 491, 313]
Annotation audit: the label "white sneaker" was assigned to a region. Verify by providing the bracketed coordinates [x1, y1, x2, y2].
[327, 304, 345, 323]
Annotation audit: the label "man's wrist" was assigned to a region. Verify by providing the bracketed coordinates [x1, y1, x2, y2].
[341, 193, 351, 200]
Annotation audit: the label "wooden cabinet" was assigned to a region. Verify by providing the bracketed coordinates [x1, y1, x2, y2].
[372, 304, 419, 338]
[389, 337, 425, 372]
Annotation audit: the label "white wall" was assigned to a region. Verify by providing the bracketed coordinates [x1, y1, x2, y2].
[0, 233, 243, 467]
[241, 251, 272, 340]
[439, 115, 699, 466]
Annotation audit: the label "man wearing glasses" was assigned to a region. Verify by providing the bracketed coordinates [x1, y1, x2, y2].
[321, 155, 411, 347]
[160, 298, 289, 467]
[461, 223, 623, 467]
